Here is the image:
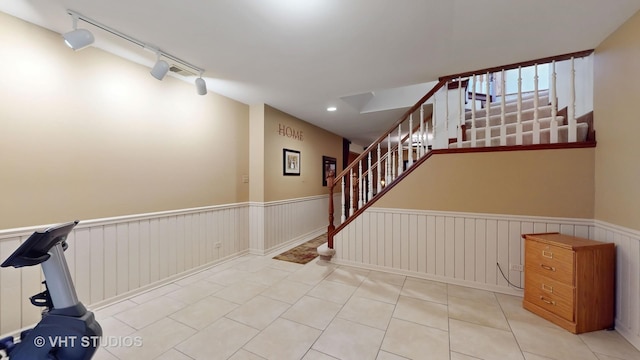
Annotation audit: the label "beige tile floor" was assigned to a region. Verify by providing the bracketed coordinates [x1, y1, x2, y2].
[91, 254, 640, 360]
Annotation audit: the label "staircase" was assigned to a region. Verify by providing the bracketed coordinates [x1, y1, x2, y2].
[450, 89, 590, 148]
[320, 49, 596, 257]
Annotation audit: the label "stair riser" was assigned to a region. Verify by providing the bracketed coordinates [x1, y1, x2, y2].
[466, 96, 550, 120]
[466, 106, 554, 128]
[466, 118, 564, 139]
[451, 123, 589, 148]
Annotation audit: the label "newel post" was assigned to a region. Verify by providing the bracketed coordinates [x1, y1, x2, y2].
[327, 170, 335, 249]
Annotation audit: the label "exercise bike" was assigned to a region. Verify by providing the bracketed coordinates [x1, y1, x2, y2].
[0, 221, 102, 359]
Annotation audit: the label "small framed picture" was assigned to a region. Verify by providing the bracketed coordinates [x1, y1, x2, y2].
[283, 148, 301, 176]
[322, 156, 337, 186]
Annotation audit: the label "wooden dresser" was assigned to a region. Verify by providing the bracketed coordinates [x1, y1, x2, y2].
[522, 232, 615, 334]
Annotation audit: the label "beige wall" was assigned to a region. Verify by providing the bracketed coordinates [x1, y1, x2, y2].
[263, 105, 343, 202]
[0, 13, 249, 229]
[373, 148, 595, 219]
[594, 10, 640, 231]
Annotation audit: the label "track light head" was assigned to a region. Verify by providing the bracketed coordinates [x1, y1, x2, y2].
[195, 77, 207, 95]
[150, 59, 169, 80]
[63, 28, 94, 51]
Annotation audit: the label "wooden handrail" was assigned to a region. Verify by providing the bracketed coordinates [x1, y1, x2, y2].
[439, 49, 594, 82]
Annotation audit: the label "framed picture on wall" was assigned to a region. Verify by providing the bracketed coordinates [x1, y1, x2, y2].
[322, 156, 337, 186]
[283, 148, 301, 176]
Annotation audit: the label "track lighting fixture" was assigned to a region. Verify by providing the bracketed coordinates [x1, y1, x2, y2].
[63, 14, 94, 50]
[150, 57, 169, 80]
[64, 10, 206, 95]
[195, 75, 207, 95]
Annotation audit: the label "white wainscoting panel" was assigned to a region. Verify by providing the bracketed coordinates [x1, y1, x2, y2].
[0, 203, 249, 336]
[593, 221, 640, 350]
[249, 194, 338, 256]
[333, 208, 594, 295]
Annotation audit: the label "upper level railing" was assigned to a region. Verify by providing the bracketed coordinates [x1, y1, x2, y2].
[326, 49, 595, 249]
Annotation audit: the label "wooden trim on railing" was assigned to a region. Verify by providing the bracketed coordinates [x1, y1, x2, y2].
[558, 106, 568, 126]
[470, 92, 494, 107]
[330, 141, 597, 238]
[439, 49, 594, 82]
[577, 111, 595, 142]
[448, 79, 468, 90]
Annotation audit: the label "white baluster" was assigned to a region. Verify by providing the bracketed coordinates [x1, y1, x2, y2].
[533, 64, 540, 144]
[376, 143, 382, 194]
[484, 71, 491, 146]
[349, 168, 354, 217]
[500, 69, 507, 146]
[397, 124, 403, 176]
[419, 105, 425, 158]
[456, 79, 462, 147]
[358, 160, 363, 208]
[386, 134, 391, 184]
[471, 75, 477, 147]
[367, 152, 372, 202]
[432, 92, 438, 148]
[441, 85, 446, 135]
[341, 176, 346, 223]
[568, 57, 577, 142]
[550, 60, 558, 143]
[408, 114, 414, 167]
[425, 114, 430, 150]
[516, 66, 523, 145]
[391, 149, 396, 181]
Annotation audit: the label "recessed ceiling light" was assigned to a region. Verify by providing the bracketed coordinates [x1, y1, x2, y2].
[327, 107, 337, 112]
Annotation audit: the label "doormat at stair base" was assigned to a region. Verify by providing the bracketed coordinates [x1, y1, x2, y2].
[273, 233, 327, 265]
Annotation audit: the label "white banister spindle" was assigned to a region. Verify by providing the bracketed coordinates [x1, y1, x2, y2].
[367, 152, 372, 202]
[444, 86, 449, 135]
[397, 124, 403, 176]
[456, 79, 462, 147]
[341, 176, 346, 222]
[386, 134, 391, 184]
[550, 60, 558, 143]
[533, 64, 541, 144]
[376, 143, 382, 194]
[471, 75, 477, 147]
[478, 75, 484, 108]
[484, 72, 491, 146]
[391, 149, 396, 181]
[516, 66, 523, 145]
[419, 105, 425, 158]
[408, 114, 414, 167]
[568, 57, 577, 142]
[431, 93, 437, 148]
[500, 69, 507, 146]
[425, 114, 430, 150]
[358, 160, 363, 208]
[348, 168, 354, 216]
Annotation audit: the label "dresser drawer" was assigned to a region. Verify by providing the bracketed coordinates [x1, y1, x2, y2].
[525, 272, 575, 322]
[525, 240, 574, 285]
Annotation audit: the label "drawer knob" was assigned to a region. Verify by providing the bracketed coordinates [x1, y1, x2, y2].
[542, 283, 554, 293]
[540, 296, 556, 305]
[542, 250, 553, 258]
[540, 264, 556, 272]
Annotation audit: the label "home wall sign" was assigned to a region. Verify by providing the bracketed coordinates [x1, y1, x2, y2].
[278, 123, 304, 141]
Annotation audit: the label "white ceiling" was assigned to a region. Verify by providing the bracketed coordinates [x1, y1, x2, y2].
[2, 0, 640, 146]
